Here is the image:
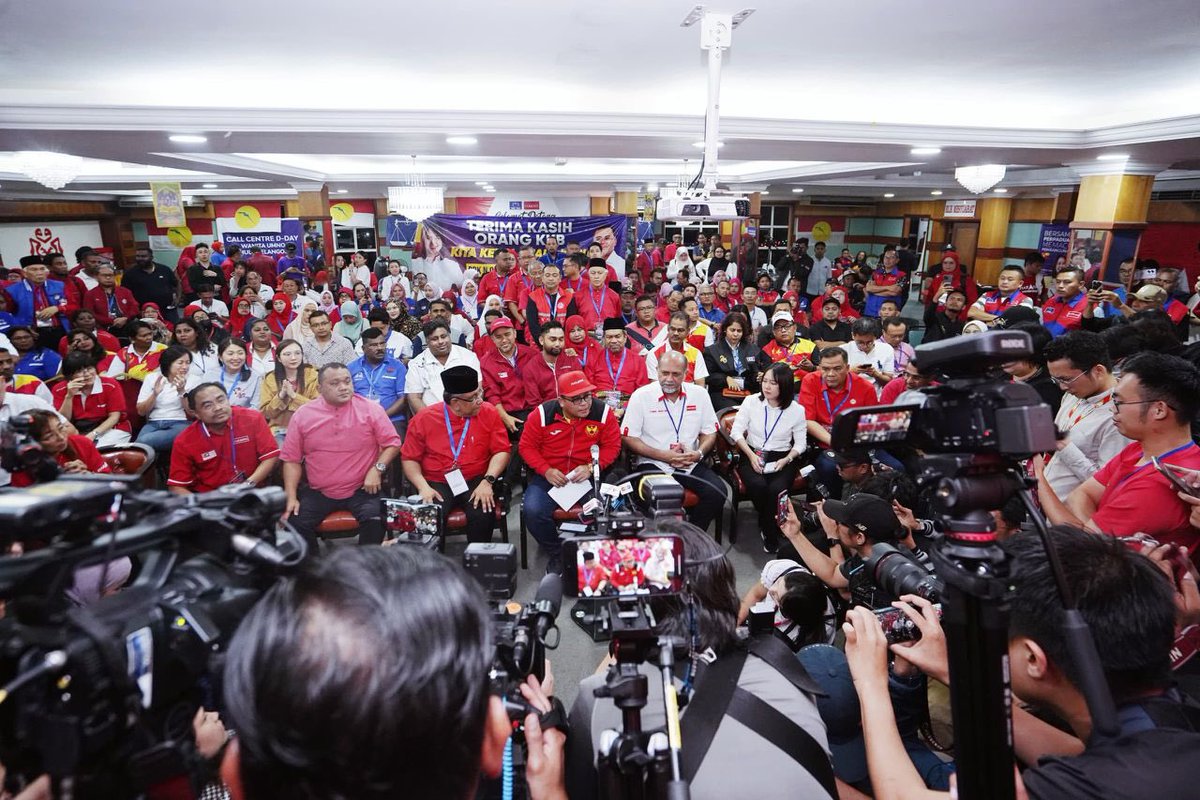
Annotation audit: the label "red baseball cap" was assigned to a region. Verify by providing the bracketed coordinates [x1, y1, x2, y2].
[557, 370, 595, 396]
[489, 317, 515, 333]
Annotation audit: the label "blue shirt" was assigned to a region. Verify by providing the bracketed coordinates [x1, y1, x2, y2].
[348, 354, 407, 422]
[16, 348, 61, 382]
[538, 252, 565, 268]
[699, 305, 726, 325]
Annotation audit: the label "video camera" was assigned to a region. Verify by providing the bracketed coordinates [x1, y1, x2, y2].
[0, 419, 307, 799]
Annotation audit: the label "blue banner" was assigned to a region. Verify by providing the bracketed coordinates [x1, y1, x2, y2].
[221, 219, 304, 257]
[1038, 223, 1072, 271]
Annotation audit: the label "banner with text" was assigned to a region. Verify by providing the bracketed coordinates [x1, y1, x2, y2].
[1037, 223, 1072, 271]
[217, 217, 304, 257]
[411, 214, 628, 278]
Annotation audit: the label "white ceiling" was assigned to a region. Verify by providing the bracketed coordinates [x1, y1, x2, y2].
[1, 0, 1199, 202]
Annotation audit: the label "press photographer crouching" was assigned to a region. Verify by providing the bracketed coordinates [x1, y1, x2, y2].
[219, 546, 568, 800]
[566, 519, 839, 800]
[842, 526, 1200, 800]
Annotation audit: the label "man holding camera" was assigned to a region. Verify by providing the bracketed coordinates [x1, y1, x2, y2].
[519, 370, 622, 573]
[841, 526, 1200, 799]
[220, 546, 568, 800]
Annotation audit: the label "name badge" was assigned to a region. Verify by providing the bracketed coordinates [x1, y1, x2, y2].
[445, 468, 470, 497]
[201, 450, 217, 461]
[498, 372, 508, 378]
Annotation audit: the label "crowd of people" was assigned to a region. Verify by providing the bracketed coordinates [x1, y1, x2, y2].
[5, 231, 1200, 800]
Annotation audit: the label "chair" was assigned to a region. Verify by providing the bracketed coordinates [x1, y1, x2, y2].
[715, 407, 808, 542]
[440, 479, 511, 553]
[97, 442, 156, 487]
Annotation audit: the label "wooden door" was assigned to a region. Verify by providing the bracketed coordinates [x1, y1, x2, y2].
[951, 223, 979, 274]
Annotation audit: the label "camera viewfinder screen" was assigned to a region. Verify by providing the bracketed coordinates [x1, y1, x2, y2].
[575, 536, 682, 597]
[853, 409, 913, 444]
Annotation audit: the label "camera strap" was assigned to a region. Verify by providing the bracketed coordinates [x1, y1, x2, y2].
[678, 636, 837, 797]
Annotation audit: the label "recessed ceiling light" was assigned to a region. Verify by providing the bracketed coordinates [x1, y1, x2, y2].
[994, 188, 1008, 193]
[201, 183, 218, 189]
[760, 191, 769, 196]
[791, 188, 804, 193]
[692, 141, 725, 148]
[911, 147, 941, 155]
[930, 190, 944, 196]
[1097, 153, 1129, 161]
[169, 134, 207, 144]
[883, 193, 895, 198]
[474, 181, 489, 186]
[335, 189, 348, 194]
[484, 187, 496, 193]
[446, 136, 478, 145]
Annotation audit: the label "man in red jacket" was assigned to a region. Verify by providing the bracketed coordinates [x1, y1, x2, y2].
[84, 264, 140, 338]
[478, 317, 534, 434]
[522, 320, 583, 409]
[575, 258, 621, 334]
[518, 370, 621, 573]
[586, 317, 648, 416]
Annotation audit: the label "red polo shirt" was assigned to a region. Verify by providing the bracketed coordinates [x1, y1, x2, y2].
[587, 347, 650, 396]
[167, 407, 279, 492]
[798, 370, 878, 433]
[1090, 440, 1200, 552]
[575, 286, 622, 332]
[480, 343, 534, 412]
[522, 352, 584, 409]
[477, 268, 516, 301]
[400, 401, 510, 483]
[51, 376, 131, 433]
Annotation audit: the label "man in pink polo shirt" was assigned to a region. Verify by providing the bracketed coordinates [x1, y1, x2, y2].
[280, 361, 403, 547]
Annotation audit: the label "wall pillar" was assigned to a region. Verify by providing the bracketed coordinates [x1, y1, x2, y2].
[590, 195, 612, 215]
[974, 196, 1012, 285]
[1068, 160, 1165, 281]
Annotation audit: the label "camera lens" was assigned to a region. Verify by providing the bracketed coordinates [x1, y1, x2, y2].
[867, 546, 943, 603]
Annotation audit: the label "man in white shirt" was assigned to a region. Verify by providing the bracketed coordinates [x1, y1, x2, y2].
[622, 351, 724, 531]
[340, 251, 374, 292]
[356, 310, 414, 362]
[805, 241, 833, 298]
[1042, 331, 1130, 498]
[840, 317, 895, 394]
[404, 319, 481, 413]
[245, 270, 274, 308]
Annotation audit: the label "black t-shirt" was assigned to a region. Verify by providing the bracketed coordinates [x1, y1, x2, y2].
[809, 320, 851, 344]
[1024, 722, 1200, 799]
[121, 263, 178, 310]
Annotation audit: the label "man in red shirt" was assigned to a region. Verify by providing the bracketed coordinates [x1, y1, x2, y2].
[587, 317, 649, 414]
[799, 347, 881, 494]
[504, 259, 542, 342]
[247, 246, 278, 289]
[401, 365, 510, 544]
[479, 318, 534, 433]
[1041, 266, 1090, 337]
[84, 263, 140, 337]
[625, 294, 665, 355]
[524, 264, 577, 342]
[1034, 351, 1200, 553]
[477, 249, 518, 305]
[518, 370, 621, 572]
[168, 382, 280, 493]
[523, 320, 583, 409]
[575, 258, 622, 334]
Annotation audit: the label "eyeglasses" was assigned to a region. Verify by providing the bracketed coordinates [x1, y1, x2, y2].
[1049, 370, 1090, 389]
[452, 392, 484, 405]
[562, 393, 593, 403]
[1112, 397, 1172, 411]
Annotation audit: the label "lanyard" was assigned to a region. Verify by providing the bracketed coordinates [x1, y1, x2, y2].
[762, 403, 785, 447]
[730, 346, 743, 373]
[1067, 392, 1112, 429]
[822, 373, 853, 420]
[660, 395, 685, 443]
[546, 293, 559, 320]
[204, 422, 242, 481]
[497, 273, 510, 295]
[605, 349, 627, 387]
[588, 287, 606, 317]
[566, 275, 585, 293]
[362, 361, 387, 396]
[108, 292, 119, 314]
[443, 404, 472, 467]
[219, 369, 242, 399]
[1116, 442, 1196, 488]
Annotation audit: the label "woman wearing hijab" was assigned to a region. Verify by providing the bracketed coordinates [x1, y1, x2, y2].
[317, 289, 342, 323]
[334, 300, 366, 345]
[694, 244, 734, 285]
[414, 283, 438, 318]
[666, 248, 694, 282]
[140, 302, 174, 343]
[563, 314, 601, 368]
[283, 304, 315, 343]
[265, 292, 295, 339]
[922, 250, 979, 321]
[385, 298, 422, 341]
[459, 278, 481, 321]
[228, 296, 257, 339]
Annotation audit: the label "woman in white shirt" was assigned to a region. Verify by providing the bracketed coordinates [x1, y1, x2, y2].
[729, 362, 808, 553]
[216, 338, 263, 409]
[134, 346, 196, 455]
[378, 259, 410, 302]
[246, 320, 277, 377]
[171, 319, 221, 384]
[666, 248, 695, 283]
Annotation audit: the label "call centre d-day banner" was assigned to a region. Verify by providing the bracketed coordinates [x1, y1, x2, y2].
[411, 214, 628, 277]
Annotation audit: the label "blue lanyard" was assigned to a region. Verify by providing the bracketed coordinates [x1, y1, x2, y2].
[1116, 442, 1196, 488]
[219, 369, 242, 399]
[363, 361, 387, 396]
[605, 349, 627, 387]
[588, 287, 606, 317]
[579, 346, 589, 368]
[730, 346, 743, 373]
[763, 403, 785, 447]
[443, 404, 472, 467]
[822, 373, 853, 420]
[108, 293, 119, 314]
[497, 273, 510, 295]
[660, 395, 685, 443]
[546, 293, 559, 320]
[567, 275, 585, 293]
[205, 422, 241, 481]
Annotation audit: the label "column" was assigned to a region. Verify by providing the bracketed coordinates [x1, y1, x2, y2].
[974, 196, 1012, 286]
[1068, 160, 1165, 282]
[290, 182, 332, 267]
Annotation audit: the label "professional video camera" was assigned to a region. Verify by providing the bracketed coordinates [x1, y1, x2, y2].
[0, 420, 306, 799]
[830, 330, 1119, 800]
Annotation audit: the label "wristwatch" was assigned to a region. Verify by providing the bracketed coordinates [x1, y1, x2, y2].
[375, 462, 387, 473]
[483, 475, 497, 485]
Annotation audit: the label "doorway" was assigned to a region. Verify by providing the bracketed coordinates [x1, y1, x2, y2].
[949, 222, 979, 273]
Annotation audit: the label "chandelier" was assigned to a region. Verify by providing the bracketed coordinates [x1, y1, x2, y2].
[14, 151, 82, 190]
[386, 155, 443, 222]
[954, 164, 1006, 194]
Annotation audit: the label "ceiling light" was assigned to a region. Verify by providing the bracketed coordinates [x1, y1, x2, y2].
[692, 141, 725, 148]
[475, 181, 490, 186]
[202, 183, 218, 189]
[1097, 153, 1129, 161]
[169, 134, 207, 144]
[760, 191, 769, 196]
[791, 188, 804, 193]
[335, 189, 348, 194]
[484, 187, 496, 193]
[446, 136, 477, 145]
[883, 193, 895, 198]
[955, 164, 1006, 194]
[911, 147, 941, 155]
[994, 188, 1008, 193]
[14, 151, 81, 189]
[931, 190, 944, 196]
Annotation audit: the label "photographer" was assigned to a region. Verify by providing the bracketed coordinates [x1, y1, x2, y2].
[567, 519, 838, 800]
[842, 526, 1200, 800]
[219, 546, 567, 800]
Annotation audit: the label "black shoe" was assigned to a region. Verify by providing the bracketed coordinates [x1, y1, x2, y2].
[760, 530, 779, 554]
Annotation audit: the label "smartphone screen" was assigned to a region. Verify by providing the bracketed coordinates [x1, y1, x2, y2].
[562, 535, 684, 597]
[1089, 280, 1103, 292]
[776, 490, 790, 525]
[1153, 457, 1200, 497]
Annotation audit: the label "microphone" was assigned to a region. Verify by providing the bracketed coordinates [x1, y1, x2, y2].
[230, 533, 288, 566]
[511, 573, 563, 674]
[590, 444, 602, 509]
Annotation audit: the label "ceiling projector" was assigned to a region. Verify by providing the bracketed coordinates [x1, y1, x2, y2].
[655, 192, 750, 221]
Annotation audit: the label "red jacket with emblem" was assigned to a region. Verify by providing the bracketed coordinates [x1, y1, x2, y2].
[518, 397, 621, 477]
